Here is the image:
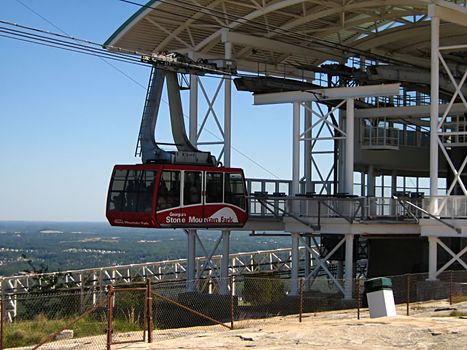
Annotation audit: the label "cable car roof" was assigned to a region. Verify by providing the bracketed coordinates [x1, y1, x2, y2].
[105, 0, 467, 77]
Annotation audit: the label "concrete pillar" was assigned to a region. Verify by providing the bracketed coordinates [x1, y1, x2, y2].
[344, 234, 354, 299]
[428, 236, 438, 281]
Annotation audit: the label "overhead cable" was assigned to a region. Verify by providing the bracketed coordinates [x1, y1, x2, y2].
[1, 18, 281, 179]
[117, 0, 417, 67]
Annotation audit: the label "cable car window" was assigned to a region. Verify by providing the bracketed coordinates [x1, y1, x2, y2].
[108, 170, 156, 212]
[125, 170, 139, 211]
[157, 171, 181, 210]
[111, 169, 127, 191]
[184, 171, 202, 205]
[224, 173, 246, 209]
[108, 169, 128, 211]
[136, 171, 156, 212]
[206, 172, 223, 203]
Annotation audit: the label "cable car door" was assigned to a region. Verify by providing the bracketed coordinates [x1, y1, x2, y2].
[182, 170, 204, 225]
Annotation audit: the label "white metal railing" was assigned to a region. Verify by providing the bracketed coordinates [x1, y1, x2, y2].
[249, 195, 467, 221]
[361, 126, 399, 149]
[421, 196, 467, 219]
[246, 178, 335, 216]
[250, 195, 368, 220]
[0, 247, 312, 320]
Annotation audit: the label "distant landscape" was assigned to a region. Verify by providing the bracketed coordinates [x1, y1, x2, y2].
[0, 221, 289, 276]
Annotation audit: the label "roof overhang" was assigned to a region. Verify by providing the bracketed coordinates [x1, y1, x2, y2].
[104, 0, 467, 78]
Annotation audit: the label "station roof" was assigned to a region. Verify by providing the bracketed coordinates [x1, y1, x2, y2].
[105, 0, 467, 77]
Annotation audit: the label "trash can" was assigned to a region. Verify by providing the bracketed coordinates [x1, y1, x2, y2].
[364, 277, 396, 318]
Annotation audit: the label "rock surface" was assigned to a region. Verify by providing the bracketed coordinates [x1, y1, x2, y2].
[116, 301, 467, 350]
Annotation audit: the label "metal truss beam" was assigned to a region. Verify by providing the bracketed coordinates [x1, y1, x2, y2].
[428, 3, 467, 27]
[300, 235, 345, 296]
[193, 0, 308, 52]
[430, 11, 467, 195]
[221, 31, 323, 59]
[254, 83, 400, 105]
[428, 236, 467, 280]
[355, 103, 466, 119]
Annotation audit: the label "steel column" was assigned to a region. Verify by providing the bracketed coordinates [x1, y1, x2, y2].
[219, 39, 233, 295]
[304, 236, 312, 286]
[345, 98, 355, 194]
[391, 170, 397, 215]
[290, 102, 301, 295]
[189, 74, 198, 146]
[293, 102, 301, 196]
[338, 112, 345, 192]
[291, 232, 300, 296]
[188, 54, 198, 293]
[304, 101, 312, 193]
[430, 15, 440, 195]
[391, 170, 397, 195]
[220, 231, 230, 294]
[428, 236, 438, 281]
[187, 229, 196, 292]
[224, 40, 232, 167]
[344, 234, 354, 299]
[336, 261, 344, 280]
[367, 165, 375, 196]
[360, 172, 366, 196]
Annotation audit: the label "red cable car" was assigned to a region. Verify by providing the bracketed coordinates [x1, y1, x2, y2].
[106, 163, 248, 228]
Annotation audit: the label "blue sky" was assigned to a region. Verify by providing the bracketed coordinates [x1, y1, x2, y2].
[0, 0, 293, 221]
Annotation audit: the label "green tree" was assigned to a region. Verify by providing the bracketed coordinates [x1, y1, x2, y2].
[16, 257, 80, 320]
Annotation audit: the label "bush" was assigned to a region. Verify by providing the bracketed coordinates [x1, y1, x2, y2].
[243, 275, 286, 306]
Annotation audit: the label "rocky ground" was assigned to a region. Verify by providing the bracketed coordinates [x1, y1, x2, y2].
[114, 301, 467, 350]
[12, 300, 467, 349]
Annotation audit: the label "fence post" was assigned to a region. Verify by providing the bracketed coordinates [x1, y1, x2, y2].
[106, 285, 114, 350]
[299, 278, 304, 323]
[153, 282, 158, 332]
[406, 274, 410, 316]
[142, 284, 147, 343]
[230, 276, 234, 330]
[356, 278, 360, 320]
[449, 270, 453, 305]
[146, 279, 153, 343]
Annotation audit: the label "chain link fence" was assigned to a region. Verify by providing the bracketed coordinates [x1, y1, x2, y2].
[0, 270, 466, 349]
[110, 285, 148, 346]
[150, 279, 231, 343]
[1, 290, 108, 349]
[357, 270, 467, 318]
